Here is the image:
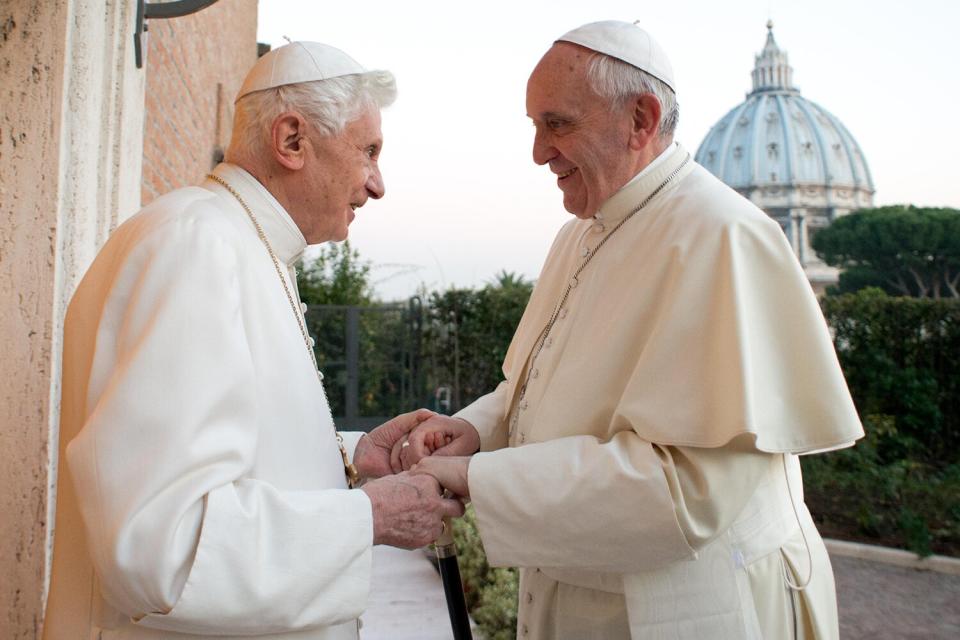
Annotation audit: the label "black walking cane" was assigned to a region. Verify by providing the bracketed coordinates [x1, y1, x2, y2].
[435, 515, 473, 639]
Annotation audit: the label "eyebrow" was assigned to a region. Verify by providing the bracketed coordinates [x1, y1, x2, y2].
[528, 111, 571, 121]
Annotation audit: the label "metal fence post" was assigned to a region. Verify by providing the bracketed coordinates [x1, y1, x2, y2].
[345, 306, 359, 424]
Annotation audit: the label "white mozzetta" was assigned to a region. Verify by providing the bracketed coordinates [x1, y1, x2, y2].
[456, 144, 861, 638]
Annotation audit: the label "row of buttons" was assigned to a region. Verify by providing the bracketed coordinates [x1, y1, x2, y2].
[513, 299, 573, 444]
[518, 570, 541, 636]
[515, 227, 604, 637]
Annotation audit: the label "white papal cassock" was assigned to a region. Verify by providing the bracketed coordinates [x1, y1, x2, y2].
[44, 164, 371, 639]
[455, 144, 863, 639]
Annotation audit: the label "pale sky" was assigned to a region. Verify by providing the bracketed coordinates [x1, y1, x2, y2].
[257, 0, 960, 301]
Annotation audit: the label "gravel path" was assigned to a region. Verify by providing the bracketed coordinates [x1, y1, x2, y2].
[833, 554, 960, 639]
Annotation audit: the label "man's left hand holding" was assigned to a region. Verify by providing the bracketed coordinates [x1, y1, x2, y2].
[353, 408, 437, 479]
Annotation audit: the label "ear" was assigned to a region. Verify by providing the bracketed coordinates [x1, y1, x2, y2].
[270, 112, 309, 171]
[628, 94, 663, 151]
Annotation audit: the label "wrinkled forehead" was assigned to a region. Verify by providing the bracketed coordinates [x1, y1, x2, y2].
[526, 43, 601, 115]
[529, 43, 592, 84]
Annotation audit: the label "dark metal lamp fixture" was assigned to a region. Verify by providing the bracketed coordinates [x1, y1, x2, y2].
[135, 0, 222, 68]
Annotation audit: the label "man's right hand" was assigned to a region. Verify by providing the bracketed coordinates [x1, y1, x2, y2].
[395, 415, 482, 471]
[361, 472, 465, 549]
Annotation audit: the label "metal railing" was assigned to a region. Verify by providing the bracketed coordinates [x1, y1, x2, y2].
[306, 298, 424, 431]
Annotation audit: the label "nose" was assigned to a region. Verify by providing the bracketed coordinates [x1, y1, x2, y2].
[366, 165, 385, 200]
[532, 128, 556, 166]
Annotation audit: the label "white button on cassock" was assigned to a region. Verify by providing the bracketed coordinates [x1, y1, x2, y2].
[300, 302, 308, 314]
[308, 337, 316, 348]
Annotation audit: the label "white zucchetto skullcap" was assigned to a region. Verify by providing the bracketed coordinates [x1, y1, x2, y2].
[556, 21, 675, 92]
[235, 41, 367, 102]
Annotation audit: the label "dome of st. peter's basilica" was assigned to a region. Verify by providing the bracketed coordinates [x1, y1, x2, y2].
[695, 22, 874, 291]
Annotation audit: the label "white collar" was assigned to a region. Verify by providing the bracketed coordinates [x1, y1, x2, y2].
[205, 163, 307, 266]
[596, 143, 686, 224]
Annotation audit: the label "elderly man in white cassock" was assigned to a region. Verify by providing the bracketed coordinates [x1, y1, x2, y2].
[401, 20, 864, 640]
[42, 42, 464, 640]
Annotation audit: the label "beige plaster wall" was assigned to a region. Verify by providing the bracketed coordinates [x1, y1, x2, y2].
[1, 4, 70, 636]
[1, 2, 259, 634]
[0, 1, 144, 637]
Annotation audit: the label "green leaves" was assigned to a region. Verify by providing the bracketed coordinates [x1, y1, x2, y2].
[452, 506, 519, 639]
[297, 240, 373, 306]
[805, 290, 960, 556]
[821, 289, 960, 463]
[813, 205, 960, 298]
[424, 272, 533, 412]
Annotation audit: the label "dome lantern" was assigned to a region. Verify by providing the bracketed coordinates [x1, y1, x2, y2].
[751, 21, 796, 94]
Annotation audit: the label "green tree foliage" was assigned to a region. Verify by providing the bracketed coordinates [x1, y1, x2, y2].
[298, 240, 373, 306]
[812, 205, 960, 298]
[423, 271, 533, 411]
[297, 242, 416, 420]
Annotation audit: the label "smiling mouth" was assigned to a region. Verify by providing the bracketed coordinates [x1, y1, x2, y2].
[557, 168, 578, 180]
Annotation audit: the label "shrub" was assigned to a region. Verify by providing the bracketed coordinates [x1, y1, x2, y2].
[453, 506, 519, 639]
[806, 290, 960, 555]
[821, 288, 960, 465]
[802, 415, 960, 556]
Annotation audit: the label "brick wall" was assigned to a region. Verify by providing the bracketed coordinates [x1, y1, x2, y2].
[142, 0, 259, 204]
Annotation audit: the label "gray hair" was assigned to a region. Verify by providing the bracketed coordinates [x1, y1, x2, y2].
[585, 54, 679, 139]
[227, 70, 397, 162]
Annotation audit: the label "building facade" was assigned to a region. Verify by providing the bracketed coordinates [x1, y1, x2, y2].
[695, 22, 874, 292]
[0, 1, 257, 637]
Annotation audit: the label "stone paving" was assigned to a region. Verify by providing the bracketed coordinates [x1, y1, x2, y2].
[361, 545, 960, 639]
[361, 545, 453, 639]
[833, 554, 960, 640]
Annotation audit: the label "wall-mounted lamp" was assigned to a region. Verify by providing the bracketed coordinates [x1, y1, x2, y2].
[134, 0, 222, 68]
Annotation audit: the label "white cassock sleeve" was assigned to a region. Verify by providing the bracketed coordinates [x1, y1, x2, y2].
[65, 222, 373, 634]
[467, 432, 772, 573]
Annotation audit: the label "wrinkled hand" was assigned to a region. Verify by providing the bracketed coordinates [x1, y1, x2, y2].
[353, 408, 437, 479]
[361, 472, 465, 548]
[411, 456, 472, 500]
[394, 415, 481, 471]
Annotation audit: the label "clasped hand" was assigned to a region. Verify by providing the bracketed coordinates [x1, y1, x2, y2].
[352, 410, 480, 549]
[397, 414, 480, 499]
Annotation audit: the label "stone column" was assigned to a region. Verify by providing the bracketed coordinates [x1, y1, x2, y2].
[0, 1, 144, 637]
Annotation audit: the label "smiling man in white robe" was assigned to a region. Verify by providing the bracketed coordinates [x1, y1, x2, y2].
[400, 21, 863, 640]
[42, 42, 463, 640]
